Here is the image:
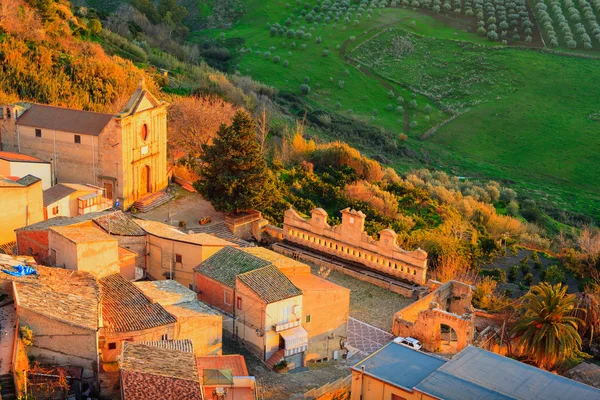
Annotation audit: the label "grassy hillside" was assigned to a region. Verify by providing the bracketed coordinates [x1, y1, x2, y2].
[191, 0, 600, 221]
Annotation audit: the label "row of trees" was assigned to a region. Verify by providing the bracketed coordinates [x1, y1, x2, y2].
[535, 0, 600, 49]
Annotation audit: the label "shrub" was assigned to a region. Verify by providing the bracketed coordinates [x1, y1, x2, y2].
[287, 29, 296, 38]
[283, 60, 289, 67]
[386, 104, 393, 111]
[424, 104, 432, 114]
[396, 106, 404, 113]
[303, 76, 310, 83]
[322, 49, 330, 57]
[408, 99, 417, 109]
[545, 265, 566, 284]
[20, 326, 34, 347]
[508, 265, 519, 282]
[263, 51, 271, 59]
[338, 80, 345, 88]
[316, 36, 322, 43]
[520, 262, 531, 276]
[273, 56, 281, 63]
[523, 273, 533, 286]
[299, 84, 311, 95]
[399, 133, 408, 141]
[409, 121, 417, 128]
[269, 46, 276, 52]
[397, 96, 404, 103]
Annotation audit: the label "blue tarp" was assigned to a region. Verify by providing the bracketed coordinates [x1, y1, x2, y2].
[1, 265, 38, 277]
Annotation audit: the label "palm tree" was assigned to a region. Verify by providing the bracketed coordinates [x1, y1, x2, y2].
[513, 282, 582, 369]
[571, 284, 600, 344]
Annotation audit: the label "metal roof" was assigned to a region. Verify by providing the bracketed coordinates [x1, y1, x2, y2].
[351, 342, 447, 390]
[415, 346, 600, 400]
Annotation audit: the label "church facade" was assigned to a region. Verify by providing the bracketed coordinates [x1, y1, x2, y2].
[0, 80, 168, 210]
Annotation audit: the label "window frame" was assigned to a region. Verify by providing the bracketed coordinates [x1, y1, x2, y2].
[108, 342, 117, 350]
[237, 296, 242, 310]
[74, 134, 81, 144]
[35, 128, 42, 138]
[175, 253, 183, 264]
[224, 291, 232, 306]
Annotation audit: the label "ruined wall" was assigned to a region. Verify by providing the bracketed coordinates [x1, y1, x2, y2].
[283, 208, 428, 285]
[392, 281, 475, 353]
[16, 229, 49, 264]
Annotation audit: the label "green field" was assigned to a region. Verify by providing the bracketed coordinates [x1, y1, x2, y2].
[190, 0, 600, 220]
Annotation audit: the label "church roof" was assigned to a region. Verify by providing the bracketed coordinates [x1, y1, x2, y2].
[17, 104, 114, 136]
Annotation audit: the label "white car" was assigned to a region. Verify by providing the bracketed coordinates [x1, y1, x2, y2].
[393, 336, 423, 350]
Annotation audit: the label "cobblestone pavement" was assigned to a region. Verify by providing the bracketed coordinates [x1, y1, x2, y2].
[347, 317, 394, 355]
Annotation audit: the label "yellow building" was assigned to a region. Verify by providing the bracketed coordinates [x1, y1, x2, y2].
[0, 79, 168, 209]
[0, 175, 44, 245]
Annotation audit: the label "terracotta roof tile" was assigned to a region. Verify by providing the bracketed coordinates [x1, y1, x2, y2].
[189, 222, 253, 247]
[139, 339, 194, 354]
[93, 211, 145, 236]
[43, 184, 77, 206]
[0, 257, 100, 330]
[196, 355, 249, 378]
[17, 104, 113, 136]
[120, 342, 201, 400]
[100, 274, 176, 333]
[49, 224, 116, 244]
[194, 247, 271, 288]
[237, 265, 302, 304]
[0, 151, 49, 164]
[15, 211, 113, 231]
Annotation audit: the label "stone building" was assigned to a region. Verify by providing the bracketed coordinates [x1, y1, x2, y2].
[0, 257, 101, 393]
[0, 79, 168, 209]
[283, 207, 428, 285]
[0, 175, 44, 245]
[392, 280, 475, 353]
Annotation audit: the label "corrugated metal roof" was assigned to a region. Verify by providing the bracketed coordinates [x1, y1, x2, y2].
[17, 104, 113, 136]
[416, 346, 600, 400]
[237, 265, 302, 303]
[351, 342, 446, 390]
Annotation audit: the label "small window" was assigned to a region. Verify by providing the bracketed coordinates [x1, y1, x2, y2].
[35, 128, 42, 138]
[161, 334, 168, 341]
[175, 253, 182, 263]
[52, 206, 59, 215]
[108, 342, 116, 350]
[224, 291, 231, 305]
[306, 314, 311, 323]
[74, 134, 81, 144]
[237, 296, 242, 310]
[141, 124, 149, 141]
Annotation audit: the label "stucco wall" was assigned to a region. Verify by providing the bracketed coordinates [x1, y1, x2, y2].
[0, 180, 44, 245]
[300, 284, 350, 362]
[0, 160, 51, 190]
[195, 274, 234, 315]
[18, 308, 98, 379]
[173, 313, 222, 356]
[100, 324, 177, 364]
[350, 371, 438, 400]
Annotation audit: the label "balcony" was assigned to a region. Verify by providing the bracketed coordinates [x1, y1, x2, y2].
[273, 319, 301, 332]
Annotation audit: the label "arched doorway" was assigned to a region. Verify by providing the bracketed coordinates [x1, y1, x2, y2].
[140, 165, 151, 195]
[440, 324, 458, 354]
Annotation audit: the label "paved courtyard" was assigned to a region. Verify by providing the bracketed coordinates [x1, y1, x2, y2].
[347, 317, 394, 356]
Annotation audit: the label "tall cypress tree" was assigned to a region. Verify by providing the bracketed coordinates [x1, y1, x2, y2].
[197, 110, 278, 214]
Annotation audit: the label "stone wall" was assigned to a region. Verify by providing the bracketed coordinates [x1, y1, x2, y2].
[283, 208, 428, 284]
[392, 281, 475, 353]
[273, 244, 418, 298]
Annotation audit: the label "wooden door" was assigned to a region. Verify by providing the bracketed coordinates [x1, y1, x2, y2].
[140, 165, 150, 195]
[104, 183, 113, 200]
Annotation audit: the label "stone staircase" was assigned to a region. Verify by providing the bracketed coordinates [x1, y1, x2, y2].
[0, 374, 16, 400]
[265, 349, 285, 370]
[133, 192, 173, 213]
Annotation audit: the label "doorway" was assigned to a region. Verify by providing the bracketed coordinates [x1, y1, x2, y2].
[103, 182, 113, 200]
[440, 324, 458, 354]
[140, 165, 151, 195]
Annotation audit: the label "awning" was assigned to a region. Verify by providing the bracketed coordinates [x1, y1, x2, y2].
[279, 325, 308, 350]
